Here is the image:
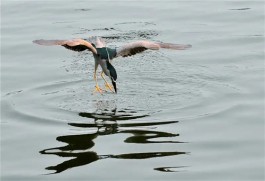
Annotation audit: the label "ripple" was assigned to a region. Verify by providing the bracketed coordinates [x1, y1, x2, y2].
[3, 79, 187, 175]
[4, 90, 23, 97]
[114, 21, 156, 26]
[2, 36, 239, 129]
[3, 23, 244, 177]
[229, 8, 251, 11]
[102, 29, 159, 43]
[74, 8, 92, 12]
[73, 21, 157, 41]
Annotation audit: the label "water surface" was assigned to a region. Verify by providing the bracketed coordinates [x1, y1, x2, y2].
[1, 1, 264, 180]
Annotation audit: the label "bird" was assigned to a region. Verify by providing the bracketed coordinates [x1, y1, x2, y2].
[33, 36, 191, 94]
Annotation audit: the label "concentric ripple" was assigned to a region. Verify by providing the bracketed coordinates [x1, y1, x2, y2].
[2, 22, 245, 176]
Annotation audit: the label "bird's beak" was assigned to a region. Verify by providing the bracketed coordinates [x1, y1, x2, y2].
[112, 80, 117, 93]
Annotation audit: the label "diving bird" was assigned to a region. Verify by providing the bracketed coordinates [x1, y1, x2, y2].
[33, 36, 191, 94]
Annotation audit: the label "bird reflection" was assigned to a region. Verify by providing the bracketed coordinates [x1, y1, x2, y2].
[40, 101, 186, 174]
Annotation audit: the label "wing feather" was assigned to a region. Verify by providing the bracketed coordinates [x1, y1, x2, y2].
[116, 40, 191, 57]
[33, 39, 97, 54]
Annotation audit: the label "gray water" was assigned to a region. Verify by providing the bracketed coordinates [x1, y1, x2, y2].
[1, 1, 264, 181]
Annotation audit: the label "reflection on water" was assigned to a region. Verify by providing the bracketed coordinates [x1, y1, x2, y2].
[154, 166, 188, 172]
[40, 101, 186, 174]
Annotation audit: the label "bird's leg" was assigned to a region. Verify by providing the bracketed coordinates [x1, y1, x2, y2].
[93, 71, 103, 94]
[101, 71, 114, 93]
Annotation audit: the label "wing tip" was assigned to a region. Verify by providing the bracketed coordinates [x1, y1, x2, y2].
[32, 39, 64, 46]
[184, 44, 192, 49]
[33, 39, 48, 45]
[32, 39, 40, 44]
[160, 43, 192, 50]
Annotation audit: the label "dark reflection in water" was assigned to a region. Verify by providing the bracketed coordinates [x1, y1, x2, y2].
[154, 166, 188, 173]
[40, 103, 186, 174]
[78, 109, 148, 121]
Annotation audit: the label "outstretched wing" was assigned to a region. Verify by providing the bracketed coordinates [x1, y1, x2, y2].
[33, 39, 97, 54]
[116, 40, 191, 57]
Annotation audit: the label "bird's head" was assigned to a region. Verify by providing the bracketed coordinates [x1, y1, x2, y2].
[107, 61, 117, 93]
